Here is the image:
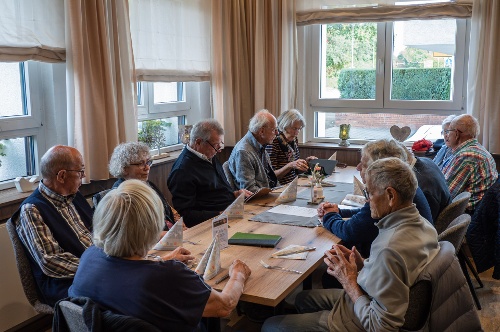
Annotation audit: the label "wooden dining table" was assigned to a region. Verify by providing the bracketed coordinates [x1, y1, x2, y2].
[156, 166, 358, 308]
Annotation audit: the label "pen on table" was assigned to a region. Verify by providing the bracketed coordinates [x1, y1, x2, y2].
[214, 273, 230, 285]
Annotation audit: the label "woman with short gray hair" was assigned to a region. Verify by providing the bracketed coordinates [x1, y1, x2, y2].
[106, 142, 176, 230]
[266, 109, 317, 184]
[70, 179, 251, 331]
[433, 115, 456, 169]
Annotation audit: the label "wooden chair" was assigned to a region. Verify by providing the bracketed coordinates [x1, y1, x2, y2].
[5, 218, 53, 314]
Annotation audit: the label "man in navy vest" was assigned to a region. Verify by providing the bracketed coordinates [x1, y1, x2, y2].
[12, 145, 93, 306]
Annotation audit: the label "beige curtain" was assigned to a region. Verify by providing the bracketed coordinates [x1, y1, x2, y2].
[468, 0, 500, 153]
[211, 0, 297, 145]
[65, 0, 137, 181]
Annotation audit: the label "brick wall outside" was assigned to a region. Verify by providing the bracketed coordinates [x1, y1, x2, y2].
[334, 113, 446, 129]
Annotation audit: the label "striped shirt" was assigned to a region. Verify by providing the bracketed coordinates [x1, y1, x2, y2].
[16, 182, 93, 278]
[441, 138, 498, 211]
[266, 135, 301, 185]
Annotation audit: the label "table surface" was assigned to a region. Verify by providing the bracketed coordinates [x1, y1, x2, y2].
[158, 167, 358, 307]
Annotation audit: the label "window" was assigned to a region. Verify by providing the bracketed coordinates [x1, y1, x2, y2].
[137, 82, 189, 152]
[308, 18, 468, 144]
[0, 62, 40, 185]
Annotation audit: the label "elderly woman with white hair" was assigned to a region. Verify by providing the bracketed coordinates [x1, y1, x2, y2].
[108, 142, 176, 230]
[433, 114, 456, 169]
[266, 109, 317, 185]
[262, 158, 440, 332]
[69, 180, 251, 331]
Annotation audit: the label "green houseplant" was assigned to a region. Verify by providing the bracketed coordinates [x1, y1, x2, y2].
[138, 120, 172, 158]
[0, 142, 5, 167]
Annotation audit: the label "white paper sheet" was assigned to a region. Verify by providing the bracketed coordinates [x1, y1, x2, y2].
[267, 204, 318, 218]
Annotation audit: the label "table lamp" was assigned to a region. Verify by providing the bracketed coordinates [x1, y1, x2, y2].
[338, 124, 351, 147]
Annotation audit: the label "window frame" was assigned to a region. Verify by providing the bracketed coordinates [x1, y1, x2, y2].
[137, 81, 192, 153]
[0, 61, 47, 189]
[305, 18, 469, 145]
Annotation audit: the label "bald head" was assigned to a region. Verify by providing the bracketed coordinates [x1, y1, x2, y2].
[451, 114, 480, 139]
[40, 145, 83, 181]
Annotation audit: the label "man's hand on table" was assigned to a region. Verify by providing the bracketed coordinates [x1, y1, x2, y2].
[159, 247, 195, 263]
[234, 189, 253, 198]
[229, 259, 252, 281]
[317, 201, 339, 218]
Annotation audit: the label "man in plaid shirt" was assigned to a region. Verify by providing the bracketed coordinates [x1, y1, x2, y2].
[12, 145, 93, 306]
[441, 114, 498, 213]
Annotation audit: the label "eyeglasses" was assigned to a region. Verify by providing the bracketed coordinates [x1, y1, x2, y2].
[362, 188, 369, 201]
[290, 126, 303, 132]
[205, 140, 224, 153]
[444, 129, 462, 135]
[265, 126, 279, 133]
[129, 159, 153, 168]
[58, 169, 86, 178]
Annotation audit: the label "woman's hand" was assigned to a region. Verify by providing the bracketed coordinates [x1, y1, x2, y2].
[234, 189, 253, 198]
[290, 159, 309, 172]
[160, 247, 195, 263]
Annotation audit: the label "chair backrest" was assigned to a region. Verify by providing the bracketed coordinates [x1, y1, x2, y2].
[409, 241, 482, 331]
[401, 279, 432, 331]
[5, 218, 54, 314]
[222, 161, 237, 190]
[92, 188, 113, 208]
[58, 301, 89, 332]
[434, 192, 471, 234]
[437, 214, 471, 254]
[54, 297, 161, 332]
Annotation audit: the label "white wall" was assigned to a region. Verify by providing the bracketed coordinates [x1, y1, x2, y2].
[0, 224, 37, 330]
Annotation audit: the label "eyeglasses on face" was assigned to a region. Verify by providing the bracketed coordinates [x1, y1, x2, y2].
[265, 126, 279, 133]
[57, 169, 86, 178]
[362, 188, 370, 201]
[290, 126, 303, 132]
[205, 140, 224, 153]
[444, 128, 462, 135]
[129, 159, 153, 168]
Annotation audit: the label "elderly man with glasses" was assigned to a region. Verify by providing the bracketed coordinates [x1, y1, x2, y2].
[167, 119, 252, 227]
[441, 114, 498, 214]
[227, 109, 279, 192]
[11, 145, 93, 306]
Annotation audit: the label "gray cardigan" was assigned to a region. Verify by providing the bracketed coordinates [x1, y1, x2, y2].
[227, 131, 275, 192]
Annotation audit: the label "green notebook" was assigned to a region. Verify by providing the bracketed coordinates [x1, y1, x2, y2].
[228, 232, 282, 248]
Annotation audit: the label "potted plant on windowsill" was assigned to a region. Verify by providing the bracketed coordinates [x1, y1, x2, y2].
[138, 120, 171, 160]
[0, 142, 5, 167]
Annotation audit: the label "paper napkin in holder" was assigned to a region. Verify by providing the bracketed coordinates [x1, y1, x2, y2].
[275, 177, 298, 204]
[222, 192, 245, 219]
[328, 152, 337, 161]
[195, 236, 221, 280]
[153, 217, 184, 250]
[353, 176, 364, 196]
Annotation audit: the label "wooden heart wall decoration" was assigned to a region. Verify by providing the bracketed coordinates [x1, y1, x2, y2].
[390, 125, 411, 142]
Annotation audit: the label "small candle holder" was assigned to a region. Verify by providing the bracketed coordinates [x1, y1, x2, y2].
[338, 124, 351, 147]
[179, 125, 193, 145]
